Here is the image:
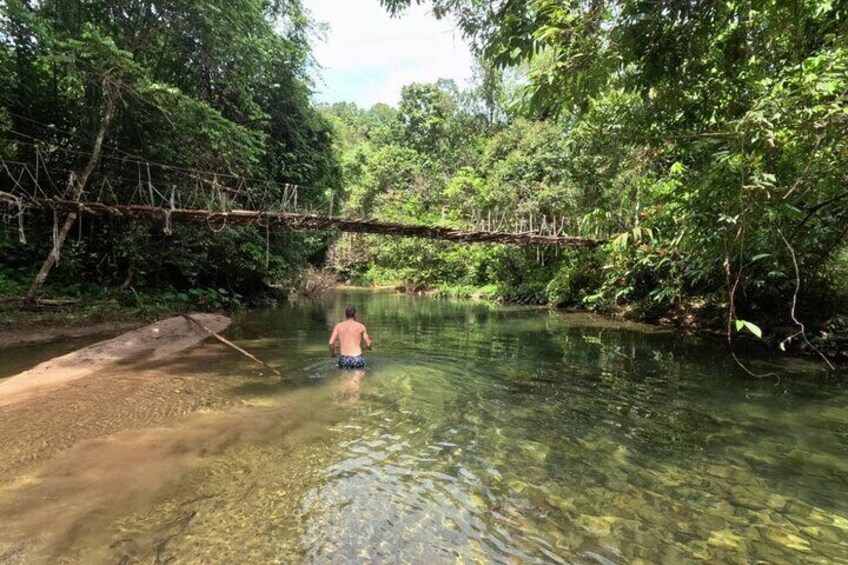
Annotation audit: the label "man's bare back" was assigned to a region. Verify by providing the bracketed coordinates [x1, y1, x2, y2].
[329, 319, 370, 356]
[329, 306, 372, 367]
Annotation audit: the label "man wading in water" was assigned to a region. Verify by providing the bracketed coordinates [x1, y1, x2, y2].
[329, 306, 372, 369]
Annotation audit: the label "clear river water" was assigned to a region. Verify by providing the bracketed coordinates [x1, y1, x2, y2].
[1, 290, 847, 564]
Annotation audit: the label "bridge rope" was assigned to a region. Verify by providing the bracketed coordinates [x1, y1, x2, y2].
[0, 194, 598, 248]
[0, 145, 602, 248]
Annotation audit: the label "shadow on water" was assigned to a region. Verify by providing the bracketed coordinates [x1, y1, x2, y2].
[0, 290, 847, 563]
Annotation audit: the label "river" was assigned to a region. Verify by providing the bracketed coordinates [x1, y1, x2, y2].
[1, 290, 847, 563]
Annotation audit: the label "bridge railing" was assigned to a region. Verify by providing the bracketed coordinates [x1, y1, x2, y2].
[0, 143, 593, 246]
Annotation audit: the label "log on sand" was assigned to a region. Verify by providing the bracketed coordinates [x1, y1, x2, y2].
[0, 314, 231, 407]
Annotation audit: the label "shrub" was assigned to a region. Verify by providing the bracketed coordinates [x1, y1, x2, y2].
[546, 250, 603, 307]
[290, 267, 337, 301]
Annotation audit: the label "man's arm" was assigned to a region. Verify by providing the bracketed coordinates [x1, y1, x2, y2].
[362, 326, 372, 350]
[328, 325, 339, 356]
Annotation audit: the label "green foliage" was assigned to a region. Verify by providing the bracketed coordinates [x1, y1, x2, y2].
[334, 1, 848, 356]
[546, 251, 603, 307]
[807, 314, 848, 360]
[1, 0, 340, 299]
[0, 271, 25, 296]
[735, 320, 763, 339]
[434, 283, 499, 301]
[5, 0, 845, 359]
[146, 288, 244, 311]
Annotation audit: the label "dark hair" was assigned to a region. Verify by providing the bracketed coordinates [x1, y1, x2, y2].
[345, 306, 357, 319]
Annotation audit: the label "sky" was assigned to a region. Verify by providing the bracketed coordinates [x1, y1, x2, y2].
[305, 0, 474, 108]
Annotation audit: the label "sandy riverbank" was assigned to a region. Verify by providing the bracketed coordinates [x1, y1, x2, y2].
[0, 315, 250, 483]
[0, 315, 329, 563]
[0, 314, 231, 407]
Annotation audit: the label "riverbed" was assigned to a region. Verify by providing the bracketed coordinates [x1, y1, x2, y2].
[1, 290, 846, 563]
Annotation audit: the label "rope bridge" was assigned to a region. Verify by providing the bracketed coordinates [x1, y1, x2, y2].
[0, 146, 600, 248]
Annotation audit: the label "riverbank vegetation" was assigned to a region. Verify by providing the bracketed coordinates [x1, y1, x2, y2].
[1, 0, 340, 308]
[325, 1, 848, 360]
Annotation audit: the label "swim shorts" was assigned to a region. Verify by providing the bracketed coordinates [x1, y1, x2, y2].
[338, 355, 366, 369]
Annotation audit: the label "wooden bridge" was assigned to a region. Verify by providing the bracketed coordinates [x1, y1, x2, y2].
[0, 135, 603, 305]
[0, 194, 597, 248]
[0, 151, 600, 248]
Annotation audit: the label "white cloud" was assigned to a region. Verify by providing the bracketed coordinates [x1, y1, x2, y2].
[305, 0, 474, 107]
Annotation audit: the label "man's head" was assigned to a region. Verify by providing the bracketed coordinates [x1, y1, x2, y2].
[345, 305, 357, 319]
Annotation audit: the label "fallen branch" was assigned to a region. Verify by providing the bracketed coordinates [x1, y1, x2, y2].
[39, 298, 79, 306]
[182, 314, 282, 377]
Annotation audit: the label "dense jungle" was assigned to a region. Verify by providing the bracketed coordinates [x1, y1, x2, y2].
[2, 0, 847, 361]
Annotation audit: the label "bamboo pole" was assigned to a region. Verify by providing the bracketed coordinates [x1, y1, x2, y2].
[183, 314, 282, 377]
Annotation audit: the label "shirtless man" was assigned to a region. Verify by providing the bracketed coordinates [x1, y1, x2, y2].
[329, 306, 372, 369]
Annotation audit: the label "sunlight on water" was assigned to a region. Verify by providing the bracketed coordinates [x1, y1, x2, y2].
[1, 290, 847, 563]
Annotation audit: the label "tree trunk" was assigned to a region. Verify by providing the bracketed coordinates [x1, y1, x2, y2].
[24, 87, 117, 304]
